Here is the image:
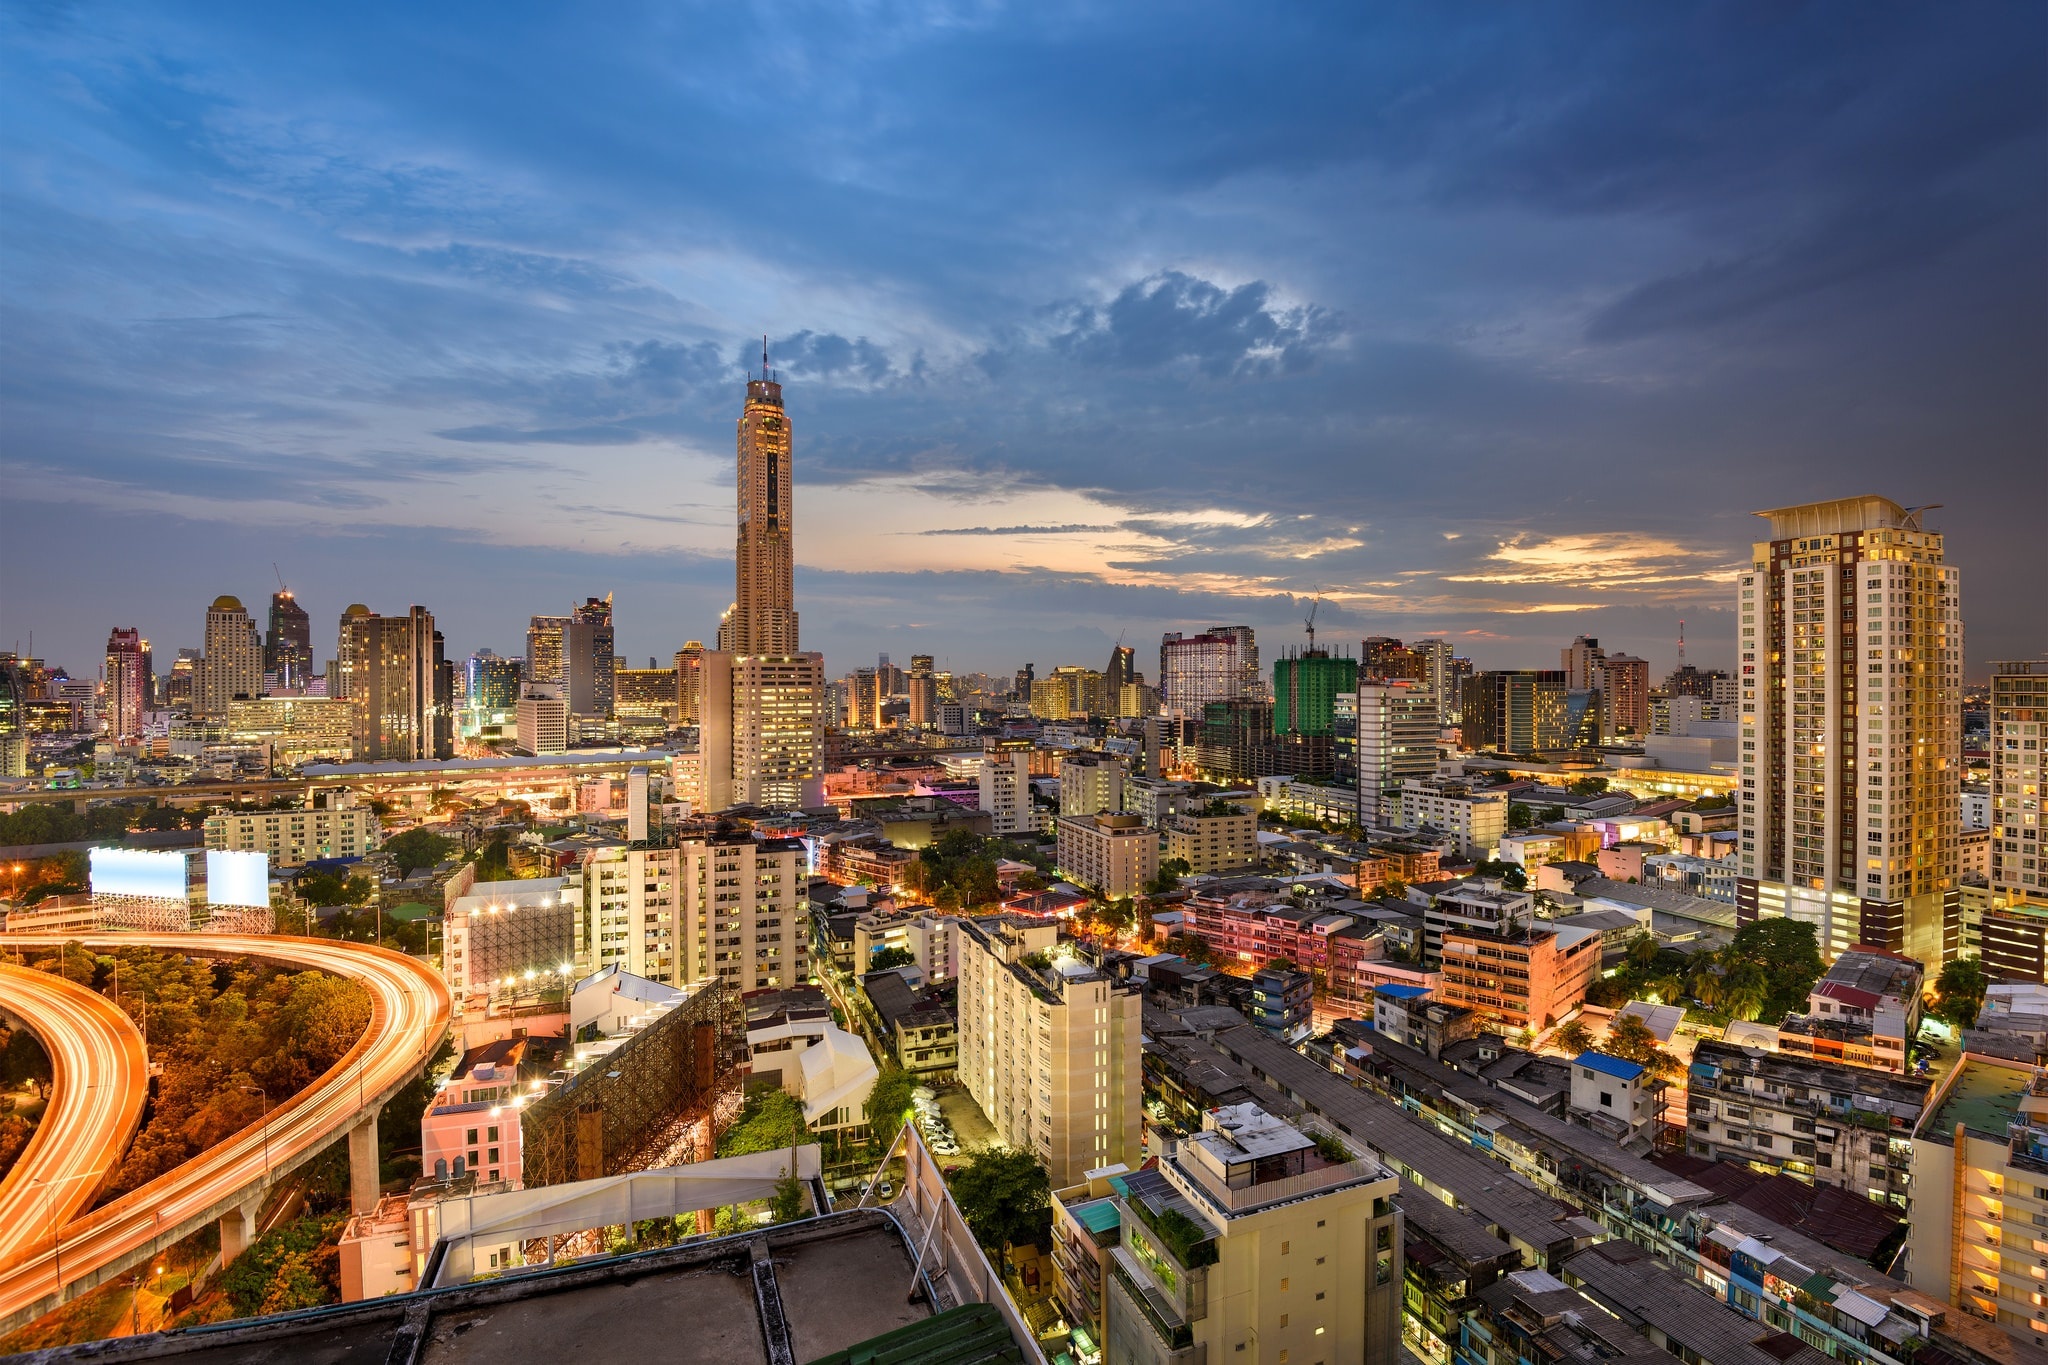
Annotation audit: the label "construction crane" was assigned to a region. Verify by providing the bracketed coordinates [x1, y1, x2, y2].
[1304, 588, 1322, 651]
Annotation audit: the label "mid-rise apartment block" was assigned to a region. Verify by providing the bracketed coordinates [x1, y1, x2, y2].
[954, 916, 1142, 1187]
[1354, 678, 1438, 822]
[698, 650, 826, 810]
[1161, 801, 1257, 874]
[1418, 880, 1534, 965]
[1395, 777, 1507, 862]
[584, 830, 808, 992]
[206, 792, 380, 868]
[977, 739, 1033, 835]
[1438, 922, 1599, 1034]
[1686, 1039, 1928, 1206]
[1099, 1104, 1404, 1365]
[1991, 661, 2046, 907]
[1060, 751, 1126, 817]
[1736, 497, 1963, 964]
[1056, 812, 1158, 900]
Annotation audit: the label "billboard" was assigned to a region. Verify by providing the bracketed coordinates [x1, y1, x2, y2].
[206, 849, 271, 909]
[89, 847, 190, 902]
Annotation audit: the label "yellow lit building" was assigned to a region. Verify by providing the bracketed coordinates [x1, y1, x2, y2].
[1056, 812, 1158, 900]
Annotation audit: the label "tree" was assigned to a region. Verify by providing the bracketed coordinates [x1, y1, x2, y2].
[1552, 1020, 1593, 1056]
[950, 1148, 1051, 1254]
[1539, 805, 1567, 824]
[1507, 803, 1533, 831]
[1474, 859, 1527, 891]
[1146, 857, 1191, 896]
[719, 1089, 807, 1157]
[381, 828, 455, 879]
[1, 1030, 52, 1099]
[1625, 932, 1660, 970]
[1724, 916, 1824, 1021]
[869, 946, 917, 972]
[1162, 933, 1214, 966]
[1568, 776, 1610, 797]
[1603, 1013, 1662, 1064]
[1933, 956, 1989, 1029]
[770, 1171, 807, 1223]
[865, 1063, 913, 1148]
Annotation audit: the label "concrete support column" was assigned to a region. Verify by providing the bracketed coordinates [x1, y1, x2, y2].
[348, 1109, 381, 1215]
[218, 1196, 262, 1265]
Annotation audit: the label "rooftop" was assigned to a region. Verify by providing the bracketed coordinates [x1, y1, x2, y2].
[1919, 1056, 2036, 1144]
[1574, 1051, 1646, 1083]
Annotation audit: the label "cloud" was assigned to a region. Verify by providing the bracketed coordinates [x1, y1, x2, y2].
[1050, 271, 1341, 378]
[915, 523, 1120, 536]
[1445, 533, 1735, 590]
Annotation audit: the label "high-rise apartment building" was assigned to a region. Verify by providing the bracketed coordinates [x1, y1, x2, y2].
[954, 916, 1143, 1187]
[265, 589, 312, 693]
[1460, 669, 1567, 754]
[1561, 634, 1607, 691]
[1159, 627, 1257, 719]
[585, 830, 808, 990]
[1058, 752, 1125, 817]
[1736, 497, 1963, 964]
[848, 667, 882, 729]
[0, 660, 28, 777]
[563, 596, 615, 721]
[1355, 678, 1439, 822]
[1600, 653, 1651, 739]
[719, 348, 800, 654]
[699, 651, 825, 809]
[907, 657, 938, 729]
[194, 595, 263, 717]
[977, 739, 1033, 836]
[1411, 637, 1456, 724]
[340, 605, 449, 761]
[1362, 635, 1427, 682]
[331, 605, 368, 700]
[1990, 661, 2046, 906]
[103, 627, 149, 741]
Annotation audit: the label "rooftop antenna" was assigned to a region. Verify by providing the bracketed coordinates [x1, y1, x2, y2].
[762, 335, 770, 381]
[1304, 588, 1322, 652]
[1677, 619, 1686, 669]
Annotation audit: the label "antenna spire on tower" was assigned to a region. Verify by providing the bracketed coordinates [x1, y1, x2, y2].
[762, 335, 770, 380]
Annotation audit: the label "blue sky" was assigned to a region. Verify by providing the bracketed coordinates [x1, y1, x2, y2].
[3, 2, 2042, 682]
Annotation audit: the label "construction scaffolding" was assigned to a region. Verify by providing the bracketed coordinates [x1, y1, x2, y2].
[520, 979, 741, 1188]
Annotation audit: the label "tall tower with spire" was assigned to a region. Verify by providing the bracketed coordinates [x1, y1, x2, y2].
[719, 340, 800, 654]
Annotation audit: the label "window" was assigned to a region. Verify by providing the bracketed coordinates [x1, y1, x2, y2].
[1281, 1241, 1290, 1255]
[1280, 1277, 1289, 1291]
[466, 1128, 478, 1145]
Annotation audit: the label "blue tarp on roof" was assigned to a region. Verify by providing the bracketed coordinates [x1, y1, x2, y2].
[1373, 983, 1430, 999]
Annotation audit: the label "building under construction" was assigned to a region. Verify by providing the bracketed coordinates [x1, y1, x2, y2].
[520, 978, 741, 1187]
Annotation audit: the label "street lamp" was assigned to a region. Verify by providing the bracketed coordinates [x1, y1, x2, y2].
[239, 1085, 273, 1177]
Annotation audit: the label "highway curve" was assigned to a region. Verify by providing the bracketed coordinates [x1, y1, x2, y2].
[0, 965, 150, 1272]
[0, 935, 450, 1332]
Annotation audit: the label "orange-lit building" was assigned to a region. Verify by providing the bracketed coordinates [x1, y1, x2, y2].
[1437, 922, 1600, 1033]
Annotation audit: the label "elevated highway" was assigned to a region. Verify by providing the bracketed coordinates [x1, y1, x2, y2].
[0, 935, 450, 1334]
[0, 965, 150, 1271]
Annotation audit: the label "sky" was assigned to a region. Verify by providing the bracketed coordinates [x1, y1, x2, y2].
[2, 2, 2043, 684]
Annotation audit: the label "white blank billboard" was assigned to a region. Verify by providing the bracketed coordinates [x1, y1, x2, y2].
[206, 849, 271, 909]
[89, 847, 190, 901]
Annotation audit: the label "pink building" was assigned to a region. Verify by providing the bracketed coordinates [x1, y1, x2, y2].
[421, 1039, 529, 1188]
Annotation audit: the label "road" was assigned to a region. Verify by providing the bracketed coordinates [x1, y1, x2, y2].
[0, 935, 450, 1333]
[0, 965, 150, 1271]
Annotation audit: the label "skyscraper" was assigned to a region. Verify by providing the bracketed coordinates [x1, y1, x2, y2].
[1356, 678, 1439, 822]
[673, 641, 704, 726]
[1989, 662, 2046, 908]
[340, 605, 449, 761]
[1561, 634, 1606, 691]
[1159, 628, 1256, 720]
[1104, 643, 1133, 700]
[1411, 637, 1456, 724]
[564, 595, 615, 721]
[265, 589, 312, 693]
[719, 345, 800, 654]
[103, 627, 149, 741]
[525, 614, 570, 688]
[1599, 654, 1651, 739]
[195, 595, 263, 717]
[702, 358, 823, 808]
[1737, 497, 1962, 964]
[1272, 649, 1357, 735]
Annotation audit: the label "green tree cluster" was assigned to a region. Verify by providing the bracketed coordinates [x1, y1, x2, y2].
[1932, 956, 1988, 1029]
[381, 828, 457, 878]
[909, 830, 1003, 910]
[1600, 1013, 1681, 1075]
[864, 1063, 914, 1148]
[1, 1025, 53, 1098]
[1146, 857, 1192, 896]
[869, 946, 917, 972]
[950, 1148, 1050, 1254]
[718, 1088, 808, 1158]
[1473, 859, 1528, 890]
[218, 1212, 345, 1317]
[26, 947, 372, 1199]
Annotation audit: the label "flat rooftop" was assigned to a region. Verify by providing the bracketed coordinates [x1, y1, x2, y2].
[1921, 1057, 2034, 1143]
[15, 1212, 949, 1365]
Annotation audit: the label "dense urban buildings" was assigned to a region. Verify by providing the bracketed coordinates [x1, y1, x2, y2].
[1737, 497, 1962, 963]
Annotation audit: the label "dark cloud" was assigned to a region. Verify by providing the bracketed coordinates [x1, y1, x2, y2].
[757, 331, 894, 384]
[1050, 272, 1340, 378]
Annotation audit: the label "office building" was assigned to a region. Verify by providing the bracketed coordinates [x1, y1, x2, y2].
[195, 594, 264, 717]
[1355, 678, 1439, 822]
[1736, 497, 1963, 964]
[585, 831, 809, 991]
[341, 605, 449, 761]
[673, 641, 704, 726]
[699, 650, 826, 810]
[848, 667, 882, 729]
[224, 695, 355, 766]
[1160, 626, 1257, 719]
[265, 589, 313, 693]
[906, 658, 938, 728]
[1600, 653, 1651, 739]
[463, 651, 521, 735]
[0, 659, 27, 777]
[103, 627, 149, 741]
[331, 605, 369, 701]
[1991, 661, 2046, 905]
[563, 596, 615, 721]
[1055, 812, 1158, 899]
[1059, 751, 1125, 817]
[1101, 1104, 1404, 1365]
[719, 346, 800, 654]
[954, 916, 1143, 1187]
[525, 613, 570, 688]
[516, 685, 568, 756]
[1460, 670, 1566, 754]
[1272, 648, 1357, 735]
[613, 664, 677, 725]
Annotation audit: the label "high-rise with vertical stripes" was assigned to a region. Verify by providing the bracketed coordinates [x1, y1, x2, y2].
[1735, 496, 1963, 964]
[718, 344, 800, 655]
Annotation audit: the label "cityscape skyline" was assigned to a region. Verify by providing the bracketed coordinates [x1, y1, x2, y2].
[3, 6, 2043, 677]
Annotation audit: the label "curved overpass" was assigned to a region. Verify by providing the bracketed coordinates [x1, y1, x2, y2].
[0, 935, 450, 1334]
[0, 965, 150, 1271]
